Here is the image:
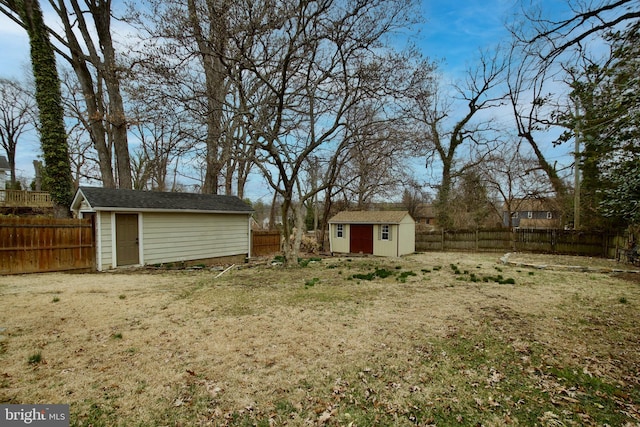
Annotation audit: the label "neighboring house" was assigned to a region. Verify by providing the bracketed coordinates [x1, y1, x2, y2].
[503, 198, 561, 229]
[0, 156, 8, 191]
[328, 210, 415, 257]
[71, 186, 254, 271]
[262, 215, 283, 230]
[413, 203, 438, 227]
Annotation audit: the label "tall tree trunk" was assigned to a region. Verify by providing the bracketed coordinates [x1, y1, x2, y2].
[90, 0, 131, 188]
[75, 65, 115, 188]
[12, 0, 73, 210]
[269, 183, 280, 230]
[318, 186, 334, 252]
[188, 0, 229, 194]
[55, 0, 115, 187]
[280, 196, 304, 266]
[6, 144, 17, 188]
[521, 132, 567, 197]
[105, 69, 131, 189]
[435, 164, 453, 229]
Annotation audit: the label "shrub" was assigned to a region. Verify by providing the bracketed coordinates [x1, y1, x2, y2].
[352, 272, 376, 281]
[299, 234, 321, 254]
[397, 271, 417, 282]
[374, 268, 394, 278]
[28, 352, 42, 365]
[305, 277, 320, 288]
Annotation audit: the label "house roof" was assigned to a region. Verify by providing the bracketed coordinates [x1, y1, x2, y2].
[0, 156, 9, 170]
[503, 198, 560, 212]
[414, 203, 436, 218]
[329, 210, 412, 224]
[71, 186, 253, 214]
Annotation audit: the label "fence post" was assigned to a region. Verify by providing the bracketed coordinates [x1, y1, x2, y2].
[441, 228, 445, 251]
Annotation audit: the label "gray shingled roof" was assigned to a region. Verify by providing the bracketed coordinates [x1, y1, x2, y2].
[0, 156, 9, 170]
[329, 210, 411, 224]
[75, 186, 253, 213]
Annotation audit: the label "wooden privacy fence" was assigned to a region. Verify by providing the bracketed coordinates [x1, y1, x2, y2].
[251, 230, 281, 256]
[416, 228, 623, 259]
[0, 217, 95, 274]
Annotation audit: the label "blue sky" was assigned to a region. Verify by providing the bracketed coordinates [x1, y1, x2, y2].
[420, 0, 517, 72]
[0, 0, 574, 195]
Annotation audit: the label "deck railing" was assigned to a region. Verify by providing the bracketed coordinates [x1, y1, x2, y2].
[0, 190, 54, 208]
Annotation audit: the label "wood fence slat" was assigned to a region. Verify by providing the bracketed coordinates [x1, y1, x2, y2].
[416, 228, 626, 258]
[252, 230, 281, 256]
[0, 217, 95, 274]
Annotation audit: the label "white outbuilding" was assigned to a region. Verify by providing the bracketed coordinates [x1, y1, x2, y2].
[71, 186, 253, 271]
[328, 210, 415, 257]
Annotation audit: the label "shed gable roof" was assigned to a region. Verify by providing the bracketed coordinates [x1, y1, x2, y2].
[72, 186, 253, 214]
[329, 210, 412, 224]
[0, 155, 9, 170]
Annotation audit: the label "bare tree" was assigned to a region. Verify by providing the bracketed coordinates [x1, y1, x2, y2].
[127, 92, 195, 191]
[184, 0, 231, 194]
[447, 169, 497, 230]
[0, 77, 36, 188]
[3, 0, 74, 210]
[409, 50, 507, 229]
[230, 0, 421, 264]
[505, 46, 568, 198]
[1, 0, 134, 188]
[337, 105, 410, 209]
[125, 0, 256, 195]
[480, 138, 555, 228]
[313, 50, 432, 250]
[514, 0, 640, 65]
[221, 91, 257, 198]
[401, 179, 431, 221]
[59, 68, 102, 187]
[66, 121, 101, 187]
[503, 1, 638, 208]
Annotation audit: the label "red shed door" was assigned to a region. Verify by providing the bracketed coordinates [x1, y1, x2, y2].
[350, 224, 373, 254]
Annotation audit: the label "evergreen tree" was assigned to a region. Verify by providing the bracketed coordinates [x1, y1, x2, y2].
[564, 23, 640, 228]
[8, 0, 73, 210]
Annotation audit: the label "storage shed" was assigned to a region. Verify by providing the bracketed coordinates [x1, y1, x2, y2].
[70, 187, 253, 271]
[328, 210, 415, 257]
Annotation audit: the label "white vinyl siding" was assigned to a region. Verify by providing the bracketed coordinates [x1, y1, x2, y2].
[329, 223, 350, 253]
[397, 215, 415, 256]
[373, 216, 415, 257]
[141, 212, 249, 265]
[329, 212, 415, 257]
[374, 224, 396, 256]
[97, 211, 113, 270]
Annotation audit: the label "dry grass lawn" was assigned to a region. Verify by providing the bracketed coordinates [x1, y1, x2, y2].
[1, 252, 639, 426]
